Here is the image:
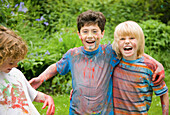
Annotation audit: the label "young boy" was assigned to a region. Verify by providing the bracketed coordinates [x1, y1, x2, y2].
[112, 21, 169, 115]
[29, 10, 165, 114]
[0, 26, 55, 115]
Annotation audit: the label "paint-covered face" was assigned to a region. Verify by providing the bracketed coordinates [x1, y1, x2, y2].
[0, 58, 20, 73]
[118, 36, 138, 60]
[78, 24, 104, 52]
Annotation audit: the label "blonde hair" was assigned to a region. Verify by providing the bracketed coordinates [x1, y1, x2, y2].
[112, 21, 145, 59]
[0, 26, 28, 66]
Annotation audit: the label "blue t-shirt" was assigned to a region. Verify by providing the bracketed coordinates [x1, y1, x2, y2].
[56, 44, 119, 114]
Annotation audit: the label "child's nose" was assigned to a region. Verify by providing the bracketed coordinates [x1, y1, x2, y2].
[125, 38, 130, 43]
[87, 32, 93, 38]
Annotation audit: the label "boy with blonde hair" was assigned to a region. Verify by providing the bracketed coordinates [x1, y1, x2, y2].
[112, 21, 169, 115]
[0, 26, 55, 115]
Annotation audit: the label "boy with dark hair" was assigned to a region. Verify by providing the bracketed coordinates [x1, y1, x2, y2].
[29, 10, 165, 114]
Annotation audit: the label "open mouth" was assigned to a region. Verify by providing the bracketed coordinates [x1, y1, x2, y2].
[8, 69, 12, 71]
[86, 41, 95, 44]
[124, 47, 132, 51]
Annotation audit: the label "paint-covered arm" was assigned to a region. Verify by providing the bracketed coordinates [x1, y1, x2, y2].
[29, 63, 58, 89]
[160, 91, 169, 115]
[34, 92, 55, 115]
[143, 53, 165, 85]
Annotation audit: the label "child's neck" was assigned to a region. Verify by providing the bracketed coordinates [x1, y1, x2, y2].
[123, 56, 137, 61]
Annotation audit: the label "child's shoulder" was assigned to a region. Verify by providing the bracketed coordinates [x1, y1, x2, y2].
[11, 67, 22, 72]
[10, 68, 24, 77]
[100, 44, 112, 48]
[65, 46, 82, 55]
[100, 44, 113, 52]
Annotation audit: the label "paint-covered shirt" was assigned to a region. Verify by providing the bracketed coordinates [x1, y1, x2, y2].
[56, 44, 119, 114]
[0, 68, 39, 115]
[113, 57, 168, 115]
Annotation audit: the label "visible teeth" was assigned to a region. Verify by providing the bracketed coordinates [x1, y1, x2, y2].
[86, 41, 95, 43]
[124, 47, 132, 50]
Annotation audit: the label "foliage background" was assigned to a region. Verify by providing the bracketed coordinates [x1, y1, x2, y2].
[0, 0, 169, 94]
[0, 0, 170, 114]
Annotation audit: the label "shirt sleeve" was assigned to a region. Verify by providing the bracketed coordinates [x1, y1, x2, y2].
[23, 77, 38, 102]
[56, 49, 70, 75]
[148, 60, 168, 96]
[152, 81, 168, 96]
[109, 44, 120, 68]
[17, 69, 38, 102]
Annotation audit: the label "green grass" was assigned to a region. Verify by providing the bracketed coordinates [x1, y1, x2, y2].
[33, 94, 70, 115]
[34, 76, 170, 115]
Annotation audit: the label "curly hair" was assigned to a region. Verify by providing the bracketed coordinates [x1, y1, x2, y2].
[0, 26, 28, 66]
[77, 10, 106, 33]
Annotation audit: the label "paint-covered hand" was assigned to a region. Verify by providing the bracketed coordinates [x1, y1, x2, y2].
[152, 63, 165, 86]
[29, 77, 42, 89]
[42, 95, 55, 115]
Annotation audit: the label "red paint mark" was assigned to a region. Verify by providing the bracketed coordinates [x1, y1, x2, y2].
[39, 100, 44, 103]
[92, 67, 95, 79]
[0, 82, 29, 113]
[113, 59, 117, 63]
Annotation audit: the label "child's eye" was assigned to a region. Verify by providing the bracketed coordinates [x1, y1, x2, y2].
[120, 38, 125, 40]
[82, 30, 88, 33]
[93, 30, 97, 33]
[130, 37, 135, 39]
[9, 62, 13, 65]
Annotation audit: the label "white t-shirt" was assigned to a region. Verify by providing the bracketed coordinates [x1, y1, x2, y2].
[0, 68, 40, 115]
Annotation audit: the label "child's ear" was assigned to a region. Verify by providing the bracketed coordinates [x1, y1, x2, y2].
[101, 30, 105, 38]
[77, 31, 81, 39]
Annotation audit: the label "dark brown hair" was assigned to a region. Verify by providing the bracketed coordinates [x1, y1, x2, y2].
[77, 10, 106, 33]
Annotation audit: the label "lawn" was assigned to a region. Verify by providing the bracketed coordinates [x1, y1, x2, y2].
[33, 94, 70, 115]
[34, 87, 170, 114]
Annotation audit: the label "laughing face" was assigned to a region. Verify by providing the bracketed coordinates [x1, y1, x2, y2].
[0, 58, 20, 73]
[118, 36, 138, 60]
[78, 24, 104, 52]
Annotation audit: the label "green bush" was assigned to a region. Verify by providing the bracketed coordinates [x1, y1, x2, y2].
[139, 20, 170, 73]
[17, 29, 81, 94]
[1, 0, 169, 94]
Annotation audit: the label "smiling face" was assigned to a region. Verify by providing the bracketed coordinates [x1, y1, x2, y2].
[118, 36, 138, 60]
[112, 21, 145, 60]
[0, 58, 20, 73]
[78, 24, 104, 52]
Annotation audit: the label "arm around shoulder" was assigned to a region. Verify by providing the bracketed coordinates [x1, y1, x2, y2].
[143, 53, 165, 85]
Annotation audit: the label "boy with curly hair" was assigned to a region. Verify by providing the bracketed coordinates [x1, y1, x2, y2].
[0, 26, 55, 115]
